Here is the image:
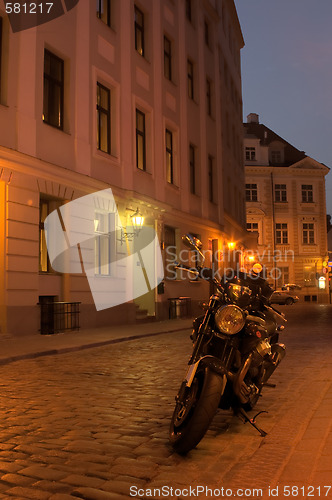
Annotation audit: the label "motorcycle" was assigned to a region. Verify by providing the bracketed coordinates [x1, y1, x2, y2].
[169, 234, 287, 455]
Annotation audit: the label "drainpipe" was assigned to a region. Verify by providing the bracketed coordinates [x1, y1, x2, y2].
[271, 172, 276, 290]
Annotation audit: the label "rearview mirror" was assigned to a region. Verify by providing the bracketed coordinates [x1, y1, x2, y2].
[182, 234, 205, 262]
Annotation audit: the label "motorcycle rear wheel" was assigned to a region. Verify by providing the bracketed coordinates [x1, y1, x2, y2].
[169, 367, 224, 454]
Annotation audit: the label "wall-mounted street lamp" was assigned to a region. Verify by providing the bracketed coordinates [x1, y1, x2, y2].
[120, 208, 144, 244]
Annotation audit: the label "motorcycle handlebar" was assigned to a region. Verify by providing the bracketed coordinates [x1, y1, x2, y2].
[174, 262, 214, 281]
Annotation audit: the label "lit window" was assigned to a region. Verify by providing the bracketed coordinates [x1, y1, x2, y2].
[134, 6, 144, 56]
[94, 212, 113, 276]
[43, 50, 64, 130]
[97, 0, 110, 26]
[97, 82, 110, 154]
[166, 129, 173, 184]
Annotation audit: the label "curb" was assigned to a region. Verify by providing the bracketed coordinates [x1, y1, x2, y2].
[0, 326, 192, 367]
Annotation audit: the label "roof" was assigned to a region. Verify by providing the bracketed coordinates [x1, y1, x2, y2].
[243, 122, 307, 167]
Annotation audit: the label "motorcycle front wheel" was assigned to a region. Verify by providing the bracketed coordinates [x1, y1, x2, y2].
[169, 367, 225, 454]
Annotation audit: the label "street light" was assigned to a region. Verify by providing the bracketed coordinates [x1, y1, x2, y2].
[120, 208, 144, 244]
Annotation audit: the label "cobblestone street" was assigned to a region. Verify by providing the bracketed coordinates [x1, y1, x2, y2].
[0, 304, 332, 499]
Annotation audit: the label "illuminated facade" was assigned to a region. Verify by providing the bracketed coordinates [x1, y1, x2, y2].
[244, 114, 330, 303]
[0, 0, 246, 336]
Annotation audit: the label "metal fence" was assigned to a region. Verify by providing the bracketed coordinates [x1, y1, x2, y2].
[40, 301, 81, 335]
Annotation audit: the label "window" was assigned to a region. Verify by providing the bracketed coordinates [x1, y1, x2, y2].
[208, 155, 214, 202]
[189, 144, 196, 195]
[97, 82, 110, 154]
[245, 183, 258, 202]
[136, 109, 146, 171]
[187, 60, 194, 99]
[206, 78, 212, 116]
[275, 223, 288, 244]
[164, 36, 172, 81]
[134, 5, 144, 56]
[164, 225, 176, 280]
[97, 0, 110, 26]
[204, 19, 209, 46]
[43, 50, 64, 130]
[275, 184, 287, 202]
[94, 212, 113, 276]
[277, 266, 289, 289]
[166, 129, 173, 184]
[245, 147, 256, 161]
[304, 265, 316, 286]
[185, 0, 192, 22]
[302, 184, 313, 203]
[247, 222, 259, 232]
[39, 197, 62, 273]
[271, 150, 282, 164]
[302, 223, 315, 245]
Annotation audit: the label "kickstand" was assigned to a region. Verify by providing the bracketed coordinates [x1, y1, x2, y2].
[237, 408, 268, 437]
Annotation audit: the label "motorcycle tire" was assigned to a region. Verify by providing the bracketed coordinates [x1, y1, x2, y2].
[169, 367, 225, 455]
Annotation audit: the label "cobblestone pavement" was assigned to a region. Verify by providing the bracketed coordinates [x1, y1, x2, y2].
[0, 305, 332, 499]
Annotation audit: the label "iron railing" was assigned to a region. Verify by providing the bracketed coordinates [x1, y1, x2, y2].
[40, 301, 81, 335]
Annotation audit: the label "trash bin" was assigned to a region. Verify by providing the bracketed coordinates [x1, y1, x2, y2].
[168, 297, 191, 319]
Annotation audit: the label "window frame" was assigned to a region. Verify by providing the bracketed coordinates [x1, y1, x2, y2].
[189, 144, 196, 195]
[187, 59, 194, 99]
[136, 108, 146, 171]
[164, 35, 172, 81]
[206, 78, 212, 116]
[208, 155, 214, 203]
[164, 225, 177, 280]
[97, 0, 111, 27]
[166, 128, 174, 185]
[302, 222, 315, 245]
[94, 211, 114, 277]
[301, 184, 314, 203]
[43, 49, 64, 130]
[245, 147, 256, 161]
[134, 5, 145, 57]
[185, 0, 192, 22]
[97, 82, 111, 154]
[275, 184, 287, 203]
[245, 183, 258, 202]
[275, 223, 288, 245]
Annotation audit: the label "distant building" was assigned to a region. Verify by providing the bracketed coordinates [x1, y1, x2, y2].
[0, 0, 246, 336]
[244, 113, 330, 303]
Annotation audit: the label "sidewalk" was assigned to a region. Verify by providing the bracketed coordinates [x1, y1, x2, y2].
[0, 317, 193, 366]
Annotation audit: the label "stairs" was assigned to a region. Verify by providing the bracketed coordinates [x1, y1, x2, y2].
[135, 306, 156, 323]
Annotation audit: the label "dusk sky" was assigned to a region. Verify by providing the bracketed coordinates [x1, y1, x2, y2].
[235, 0, 332, 216]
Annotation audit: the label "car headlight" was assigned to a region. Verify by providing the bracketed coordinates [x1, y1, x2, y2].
[214, 305, 245, 335]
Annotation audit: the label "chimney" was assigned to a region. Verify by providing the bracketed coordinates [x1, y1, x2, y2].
[247, 113, 259, 124]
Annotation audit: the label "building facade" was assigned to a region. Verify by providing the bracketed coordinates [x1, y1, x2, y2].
[244, 114, 330, 303]
[0, 0, 246, 337]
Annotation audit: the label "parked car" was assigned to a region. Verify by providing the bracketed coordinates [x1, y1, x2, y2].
[270, 291, 299, 305]
[281, 284, 302, 291]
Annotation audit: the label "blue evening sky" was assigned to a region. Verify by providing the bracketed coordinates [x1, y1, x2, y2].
[234, 0, 332, 216]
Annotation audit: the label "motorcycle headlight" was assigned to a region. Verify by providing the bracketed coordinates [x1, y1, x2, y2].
[214, 305, 245, 335]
